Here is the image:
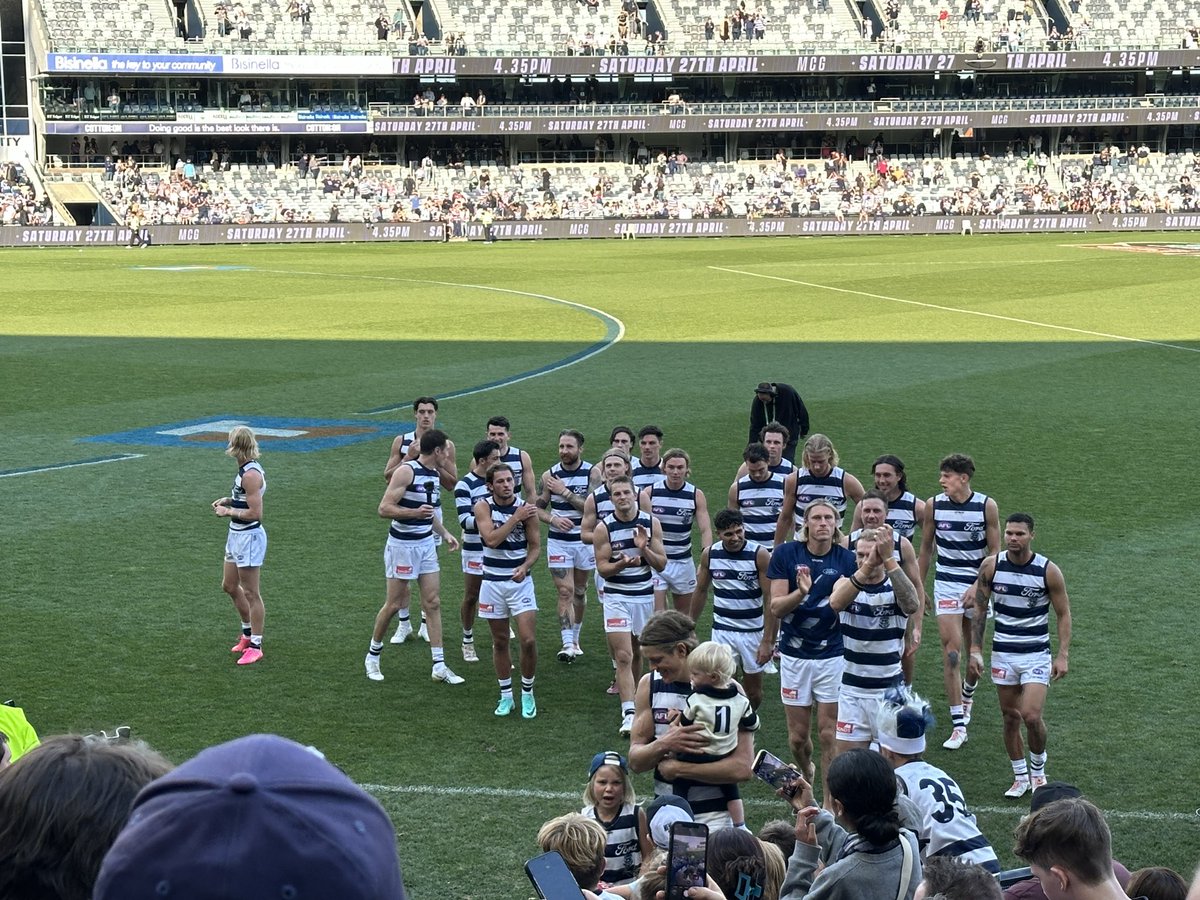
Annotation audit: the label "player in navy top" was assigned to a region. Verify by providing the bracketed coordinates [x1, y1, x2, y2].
[969, 513, 1072, 797]
[767, 499, 856, 797]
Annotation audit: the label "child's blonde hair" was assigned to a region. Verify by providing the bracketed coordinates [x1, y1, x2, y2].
[583, 751, 637, 808]
[689, 641, 736, 684]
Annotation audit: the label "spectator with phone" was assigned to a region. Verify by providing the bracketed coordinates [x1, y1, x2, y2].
[674, 641, 760, 830]
[708, 828, 776, 900]
[582, 751, 652, 885]
[782, 749, 922, 899]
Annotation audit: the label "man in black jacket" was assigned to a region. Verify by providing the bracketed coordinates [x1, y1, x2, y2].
[748, 382, 809, 462]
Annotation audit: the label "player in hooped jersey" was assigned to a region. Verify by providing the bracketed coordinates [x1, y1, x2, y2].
[734, 421, 795, 481]
[385, 397, 457, 644]
[589, 426, 635, 489]
[640, 448, 711, 617]
[475, 462, 542, 719]
[875, 690, 1001, 873]
[691, 508, 774, 709]
[729, 442, 787, 552]
[593, 475, 667, 736]
[844, 490, 926, 689]
[969, 513, 1072, 797]
[485, 415, 536, 500]
[367, 429, 464, 685]
[453, 439, 501, 664]
[212, 425, 267, 666]
[850, 454, 925, 541]
[827, 525, 920, 754]
[536, 429, 594, 662]
[918, 453, 1000, 750]
[774, 433, 865, 547]
[631, 425, 666, 494]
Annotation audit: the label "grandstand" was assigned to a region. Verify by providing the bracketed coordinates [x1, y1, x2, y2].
[3, 0, 1200, 239]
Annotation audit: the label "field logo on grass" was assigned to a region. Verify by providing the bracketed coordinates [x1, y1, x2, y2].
[1082, 242, 1200, 256]
[81, 415, 412, 453]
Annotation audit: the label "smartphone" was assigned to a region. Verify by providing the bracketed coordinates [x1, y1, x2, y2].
[525, 850, 586, 900]
[753, 748, 801, 791]
[666, 820, 708, 900]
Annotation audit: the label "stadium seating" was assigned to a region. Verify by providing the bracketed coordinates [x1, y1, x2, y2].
[665, 0, 863, 51]
[1, 162, 54, 226]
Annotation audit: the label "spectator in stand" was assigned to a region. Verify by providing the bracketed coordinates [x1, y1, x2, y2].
[915, 856, 1001, 899]
[375, 11, 390, 39]
[460, 92, 476, 115]
[704, 16, 715, 39]
[1123, 869, 1188, 900]
[94, 734, 407, 900]
[0, 734, 173, 900]
[1011, 796, 1130, 900]
[391, 5, 405, 38]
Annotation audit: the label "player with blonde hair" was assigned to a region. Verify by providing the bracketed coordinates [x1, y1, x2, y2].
[212, 425, 267, 665]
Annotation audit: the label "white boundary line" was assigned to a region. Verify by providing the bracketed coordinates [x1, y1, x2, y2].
[708, 266, 1200, 355]
[248, 269, 626, 415]
[0, 453, 145, 479]
[360, 782, 1196, 823]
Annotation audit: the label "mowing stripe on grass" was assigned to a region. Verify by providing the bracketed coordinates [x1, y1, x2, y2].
[361, 783, 1197, 823]
[243, 270, 626, 415]
[709, 266, 1200, 354]
[0, 453, 145, 478]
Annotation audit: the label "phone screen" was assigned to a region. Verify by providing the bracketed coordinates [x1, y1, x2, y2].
[525, 850, 586, 900]
[666, 820, 708, 900]
[752, 749, 800, 791]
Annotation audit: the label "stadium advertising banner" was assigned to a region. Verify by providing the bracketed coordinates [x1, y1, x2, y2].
[43, 50, 1200, 78]
[42, 120, 370, 135]
[7, 215, 1200, 247]
[372, 104, 1200, 135]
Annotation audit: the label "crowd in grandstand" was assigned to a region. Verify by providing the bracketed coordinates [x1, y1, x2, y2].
[0, 161, 54, 227]
[83, 139, 1200, 229]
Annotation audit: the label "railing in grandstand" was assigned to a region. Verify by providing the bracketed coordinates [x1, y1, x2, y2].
[43, 31, 1191, 55]
[368, 94, 1200, 119]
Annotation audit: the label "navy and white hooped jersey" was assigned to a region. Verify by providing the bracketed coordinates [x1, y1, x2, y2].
[771, 458, 796, 477]
[548, 460, 593, 542]
[735, 471, 786, 550]
[649, 481, 698, 561]
[454, 471, 489, 554]
[632, 461, 665, 494]
[709, 540, 764, 633]
[847, 528, 903, 563]
[793, 465, 850, 526]
[591, 484, 616, 521]
[229, 460, 265, 532]
[885, 491, 919, 540]
[649, 673, 731, 823]
[498, 444, 528, 496]
[388, 460, 440, 541]
[583, 801, 642, 884]
[990, 551, 1052, 655]
[932, 491, 991, 586]
[398, 430, 417, 458]
[482, 498, 531, 581]
[896, 760, 1001, 873]
[601, 512, 655, 598]
[839, 578, 908, 693]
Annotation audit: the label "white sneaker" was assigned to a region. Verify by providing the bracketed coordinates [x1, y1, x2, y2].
[618, 712, 634, 736]
[390, 620, 412, 644]
[462, 642, 478, 663]
[365, 655, 384, 682]
[1031, 775, 1048, 791]
[1005, 777, 1031, 798]
[432, 664, 465, 685]
[762, 660, 778, 675]
[571, 644, 584, 657]
[557, 643, 574, 663]
[418, 622, 430, 642]
[963, 697, 974, 726]
[942, 727, 968, 750]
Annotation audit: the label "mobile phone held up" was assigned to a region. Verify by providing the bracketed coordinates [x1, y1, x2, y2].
[752, 748, 801, 792]
[525, 850, 586, 899]
[666, 820, 708, 900]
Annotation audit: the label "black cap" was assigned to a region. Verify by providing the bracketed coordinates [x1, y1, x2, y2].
[755, 382, 777, 396]
[1030, 781, 1082, 813]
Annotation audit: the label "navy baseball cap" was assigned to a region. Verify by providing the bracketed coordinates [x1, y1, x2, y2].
[94, 734, 406, 899]
[589, 750, 628, 778]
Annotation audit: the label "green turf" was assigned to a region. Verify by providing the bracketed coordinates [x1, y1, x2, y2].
[3, 234, 1200, 897]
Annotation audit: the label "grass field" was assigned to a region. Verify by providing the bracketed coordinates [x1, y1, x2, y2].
[3, 233, 1200, 897]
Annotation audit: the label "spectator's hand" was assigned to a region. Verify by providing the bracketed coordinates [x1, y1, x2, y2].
[794, 806, 821, 846]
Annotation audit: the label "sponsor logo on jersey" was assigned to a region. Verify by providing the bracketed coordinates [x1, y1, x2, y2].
[782, 687, 799, 701]
[394, 564, 413, 576]
[479, 602, 494, 613]
[938, 598, 959, 610]
[991, 666, 1008, 678]
[549, 553, 567, 564]
[467, 559, 482, 571]
[607, 616, 630, 629]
